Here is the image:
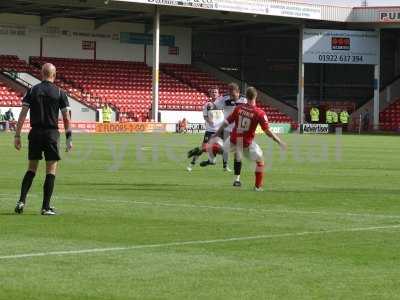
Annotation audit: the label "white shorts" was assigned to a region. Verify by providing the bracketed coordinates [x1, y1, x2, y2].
[223, 139, 263, 162]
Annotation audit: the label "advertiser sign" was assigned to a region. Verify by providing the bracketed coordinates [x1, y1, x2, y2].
[256, 123, 291, 134]
[120, 32, 175, 46]
[268, 2, 321, 19]
[303, 29, 378, 65]
[96, 122, 167, 133]
[300, 123, 329, 134]
[379, 11, 400, 23]
[21, 122, 96, 133]
[114, 0, 322, 20]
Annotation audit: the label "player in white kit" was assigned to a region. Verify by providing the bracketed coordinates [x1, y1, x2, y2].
[187, 87, 224, 171]
[209, 82, 247, 172]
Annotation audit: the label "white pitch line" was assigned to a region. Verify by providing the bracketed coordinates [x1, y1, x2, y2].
[56, 195, 400, 220]
[0, 224, 400, 260]
[1, 193, 399, 220]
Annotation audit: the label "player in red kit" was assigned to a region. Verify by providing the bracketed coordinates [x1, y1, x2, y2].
[214, 87, 287, 191]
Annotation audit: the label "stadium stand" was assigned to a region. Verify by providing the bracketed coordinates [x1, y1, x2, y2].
[162, 63, 293, 124]
[307, 101, 356, 114]
[0, 55, 86, 107]
[0, 78, 23, 107]
[379, 98, 400, 131]
[0, 55, 294, 123]
[0, 55, 31, 73]
[0, 56, 26, 106]
[30, 57, 209, 121]
[162, 63, 228, 95]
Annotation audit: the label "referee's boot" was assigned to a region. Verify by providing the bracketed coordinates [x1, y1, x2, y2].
[233, 180, 242, 187]
[14, 202, 25, 214]
[41, 207, 57, 216]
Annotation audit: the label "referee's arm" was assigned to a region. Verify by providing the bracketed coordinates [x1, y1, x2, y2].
[14, 106, 29, 151]
[62, 109, 72, 152]
[60, 91, 72, 152]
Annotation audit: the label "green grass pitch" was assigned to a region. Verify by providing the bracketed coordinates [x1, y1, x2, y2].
[1, 132, 400, 299]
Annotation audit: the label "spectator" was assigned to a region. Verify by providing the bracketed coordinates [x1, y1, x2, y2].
[310, 106, 319, 123]
[5, 108, 15, 121]
[102, 103, 112, 123]
[0, 109, 4, 131]
[5, 108, 16, 131]
[363, 109, 370, 132]
[182, 118, 188, 133]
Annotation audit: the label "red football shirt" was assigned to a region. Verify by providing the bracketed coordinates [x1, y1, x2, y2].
[226, 104, 269, 147]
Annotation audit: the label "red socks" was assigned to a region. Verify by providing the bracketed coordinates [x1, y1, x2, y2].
[255, 161, 265, 188]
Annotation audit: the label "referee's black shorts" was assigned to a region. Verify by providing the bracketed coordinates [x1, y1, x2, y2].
[28, 128, 61, 161]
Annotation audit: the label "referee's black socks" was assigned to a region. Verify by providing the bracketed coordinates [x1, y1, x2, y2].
[42, 174, 56, 210]
[19, 171, 36, 204]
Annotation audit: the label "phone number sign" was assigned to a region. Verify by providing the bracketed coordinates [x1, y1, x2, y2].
[303, 29, 378, 65]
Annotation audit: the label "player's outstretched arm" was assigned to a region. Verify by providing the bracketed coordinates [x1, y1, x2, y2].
[14, 106, 29, 150]
[62, 109, 72, 152]
[264, 128, 287, 151]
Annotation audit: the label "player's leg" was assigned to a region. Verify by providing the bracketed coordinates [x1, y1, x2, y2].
[204, 131, 216, 163]
[222, 129, 231, 172]
[187, 131, 213, 171]
[187, 133, 209, 162]
[248, 142, 265, 191]
[200, 137, 223, 167]
[42, 161, 58, 215]
[15, 160, 39, 214]
[199, 131, 218, 167]
[15, 129, 43, 214]
[233, 150, 242, 187]
[41, 130, 61, 215]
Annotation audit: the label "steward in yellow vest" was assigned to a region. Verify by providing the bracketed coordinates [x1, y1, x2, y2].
[326, 110, 333, 124]
[102, 104, 112, 123]
[331, 111, 338, 123]
[310, 107, 319, 123]
[340, 110, 349, 124]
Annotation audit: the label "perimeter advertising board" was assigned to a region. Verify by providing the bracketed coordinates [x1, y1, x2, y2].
[303, 29, 378, 65]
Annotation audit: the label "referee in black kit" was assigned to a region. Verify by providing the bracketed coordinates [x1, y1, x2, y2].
[14, 63, 72, 216]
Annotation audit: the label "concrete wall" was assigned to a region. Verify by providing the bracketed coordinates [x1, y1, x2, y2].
[160, 110, 204, 124]
[0, 14, 191, 64]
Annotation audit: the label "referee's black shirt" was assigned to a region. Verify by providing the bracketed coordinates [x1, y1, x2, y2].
[22, 81, 70, 130]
